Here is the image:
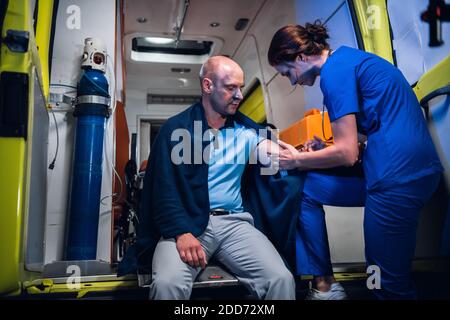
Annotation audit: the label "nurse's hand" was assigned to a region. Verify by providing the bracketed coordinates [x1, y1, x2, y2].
[301, 135, 326, 152]
[278, 140, 301, 170]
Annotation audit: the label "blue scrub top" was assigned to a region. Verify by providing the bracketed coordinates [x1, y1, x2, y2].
[320, 46, 443, 190]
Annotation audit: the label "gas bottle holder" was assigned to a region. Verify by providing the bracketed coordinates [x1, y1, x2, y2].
[76, 95, 111, 107]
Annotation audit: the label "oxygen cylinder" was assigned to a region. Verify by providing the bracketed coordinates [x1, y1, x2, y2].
[66, 38, 110, 260]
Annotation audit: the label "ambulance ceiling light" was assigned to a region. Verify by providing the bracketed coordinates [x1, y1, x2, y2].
[145, 37, 175, 45]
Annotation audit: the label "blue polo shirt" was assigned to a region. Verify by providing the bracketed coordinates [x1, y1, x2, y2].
[320, 46, 443, 190]
[207, 120, 262, 212]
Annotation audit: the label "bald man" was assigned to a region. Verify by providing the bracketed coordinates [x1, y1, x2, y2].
[137, 56, 295, 300]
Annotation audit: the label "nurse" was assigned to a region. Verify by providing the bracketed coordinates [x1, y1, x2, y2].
[266, 123, 366, 300]
[268, 21, 443, 299]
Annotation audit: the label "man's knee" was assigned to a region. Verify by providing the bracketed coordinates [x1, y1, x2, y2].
[267, 266, 295, 287]
[260, 266, 295, 299]
[150, 271, 193, 299]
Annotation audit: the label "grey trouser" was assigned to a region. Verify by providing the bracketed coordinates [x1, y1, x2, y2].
[149, 212, 295, 300]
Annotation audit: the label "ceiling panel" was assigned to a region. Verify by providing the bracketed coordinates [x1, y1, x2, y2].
[124, 0, 266, 97]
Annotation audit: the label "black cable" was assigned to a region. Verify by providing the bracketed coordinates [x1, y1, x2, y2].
[323, 0, 346, 25]
[419, 84, 450, 120]
[48, 107, 59, 170]
[420, 84, 450, 107]
[48, 83, 76, 169]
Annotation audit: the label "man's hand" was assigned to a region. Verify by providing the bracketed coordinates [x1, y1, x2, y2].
[278, 140, 301, 170]
[175, 233, 207, 269]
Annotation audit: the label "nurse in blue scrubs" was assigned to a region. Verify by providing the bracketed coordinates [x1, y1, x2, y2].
[267, 127, 366, 300]
[268, 21, 443, 299]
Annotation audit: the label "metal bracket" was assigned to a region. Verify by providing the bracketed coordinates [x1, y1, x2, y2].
[76, 95, 111, 107]
[49, 92, 76, 108]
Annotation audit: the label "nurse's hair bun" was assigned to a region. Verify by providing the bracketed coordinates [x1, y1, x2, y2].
[304, 20, 329, 45]
[268, 20, 331, 65]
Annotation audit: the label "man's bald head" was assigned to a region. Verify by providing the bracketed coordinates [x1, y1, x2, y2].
[199, 56, 243, 85]
[198, 56, 245, 119]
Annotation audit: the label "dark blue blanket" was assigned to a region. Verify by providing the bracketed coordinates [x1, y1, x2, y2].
[118, 103, 304, 276]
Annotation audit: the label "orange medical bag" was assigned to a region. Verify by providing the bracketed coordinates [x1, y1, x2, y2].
[279, 108, 333, 148]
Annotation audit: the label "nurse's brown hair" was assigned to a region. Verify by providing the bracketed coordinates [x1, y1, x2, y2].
[268, 20, 330, 66]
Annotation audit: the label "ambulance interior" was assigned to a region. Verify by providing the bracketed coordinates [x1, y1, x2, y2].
[1, 0, 449, 299]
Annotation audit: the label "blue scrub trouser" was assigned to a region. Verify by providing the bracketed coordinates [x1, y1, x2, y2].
[364, 174, 440, 299]
[296, 170, 366, 277]
[297, 170, 441, 299]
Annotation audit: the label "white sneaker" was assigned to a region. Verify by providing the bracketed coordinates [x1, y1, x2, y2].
[305, 282, 348, 300]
